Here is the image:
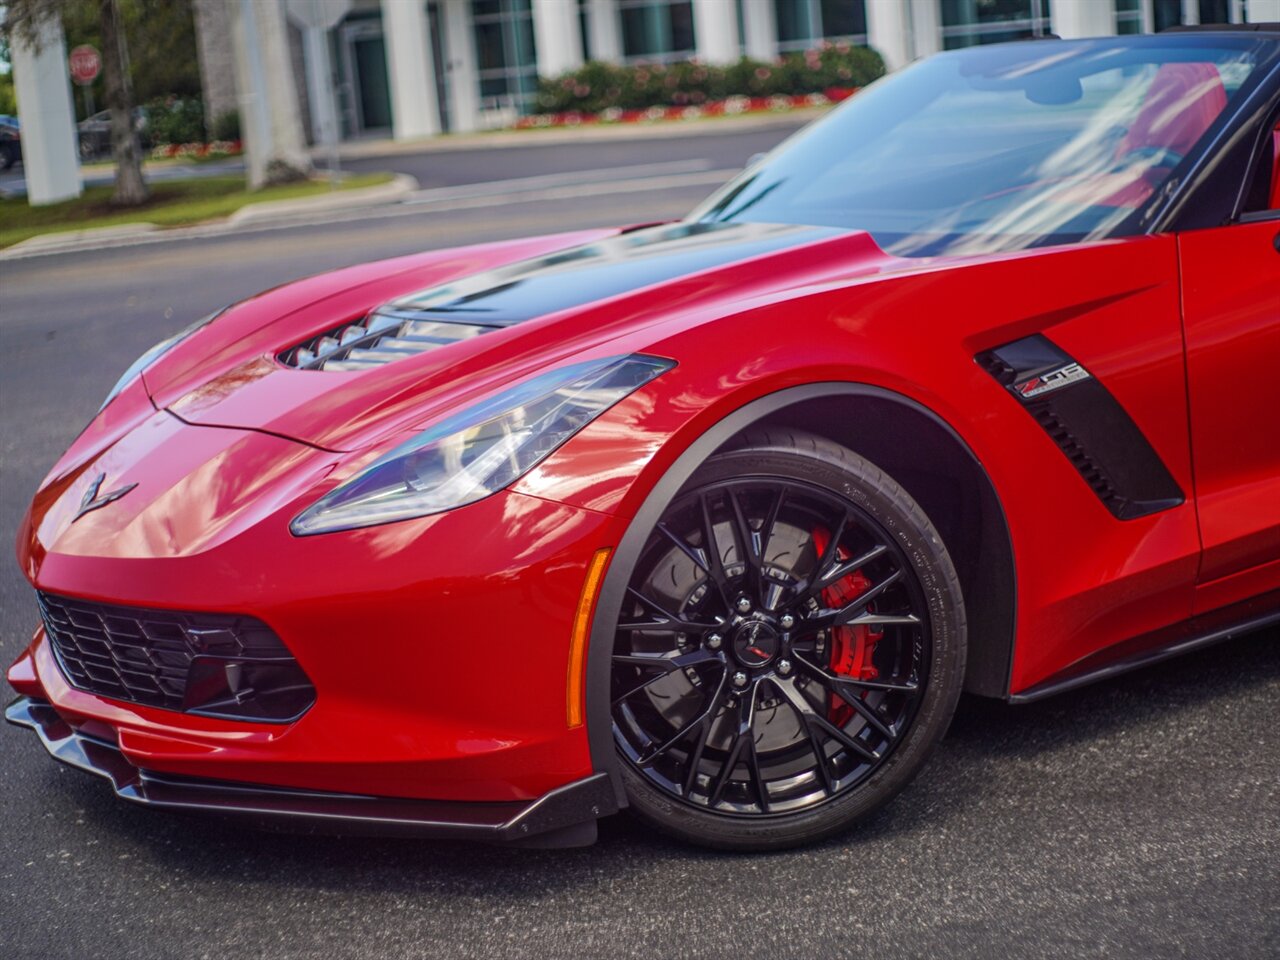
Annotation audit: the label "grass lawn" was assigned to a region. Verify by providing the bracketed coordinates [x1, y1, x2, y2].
[0, 173, 392, 249]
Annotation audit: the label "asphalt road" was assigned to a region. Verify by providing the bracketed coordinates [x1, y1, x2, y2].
[1, 125, 1277, 960]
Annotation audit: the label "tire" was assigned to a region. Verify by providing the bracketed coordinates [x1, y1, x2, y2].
[611, 428, 967, 851]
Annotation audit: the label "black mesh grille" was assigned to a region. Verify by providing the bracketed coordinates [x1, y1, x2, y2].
[38, 592, 315, 722]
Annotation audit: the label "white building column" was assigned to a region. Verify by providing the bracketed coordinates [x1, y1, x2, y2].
[285, 0, 352, 150]
[382, 0, 441, 140]
[1248, 0, 1280, 21]
[1051, 0, 1118, 38]
[587, 0, 623, 62]
[10, 14, 82, 205]
[866, 0, 912, 71]
[441, 0, 482, 133]
[692, 0, 741, 64]
[909, 0, 942, 58]
[741, 0, 778, 61]
[533, 0, 585, 76]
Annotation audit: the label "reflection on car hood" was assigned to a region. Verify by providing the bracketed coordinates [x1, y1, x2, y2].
[139, 220, 899, 451]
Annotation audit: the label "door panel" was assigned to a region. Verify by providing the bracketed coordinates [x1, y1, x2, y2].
[1180, 221, 1280, 610]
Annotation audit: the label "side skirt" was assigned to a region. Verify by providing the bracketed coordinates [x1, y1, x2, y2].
[1010, 591, 1280, 703]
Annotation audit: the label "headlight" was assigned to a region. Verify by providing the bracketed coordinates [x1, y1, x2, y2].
[290, 354, 674, 536]
[99, 310, 220, 412]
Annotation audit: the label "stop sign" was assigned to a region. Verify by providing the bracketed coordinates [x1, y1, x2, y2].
[69, 45, 101, 86]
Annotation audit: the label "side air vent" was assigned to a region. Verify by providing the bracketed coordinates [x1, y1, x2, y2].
[976, 335, 1184, 521]
[279, 310, 497, 372]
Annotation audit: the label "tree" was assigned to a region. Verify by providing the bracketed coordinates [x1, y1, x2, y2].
[2, 0, 148, 205]
[59, 0, 202, 118]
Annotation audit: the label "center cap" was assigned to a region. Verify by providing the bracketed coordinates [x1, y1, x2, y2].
[732, 620, 781, 668]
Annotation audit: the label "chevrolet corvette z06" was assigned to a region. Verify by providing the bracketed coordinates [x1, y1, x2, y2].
[8, 28, 1280, 850]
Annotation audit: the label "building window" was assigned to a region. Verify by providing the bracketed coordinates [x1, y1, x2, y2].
[940, 0, 1053, 50]
[1116, 0, 1144, 34]
[618, 0, 696, 61]
[1152, 0, 1183, 31]
[775, 0, 868, 52]
[472, 0, 539, 113]
[1199, 0, 1231, 21]
[1147, 0, 1245, 32]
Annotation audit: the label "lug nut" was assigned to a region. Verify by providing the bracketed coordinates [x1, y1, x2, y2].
[777, 659, 793, 676]
[736, 597, 753, 614]
[780, 614, 795, 630]
[706, 633, 723, 650]
[732, 671, 748, 688]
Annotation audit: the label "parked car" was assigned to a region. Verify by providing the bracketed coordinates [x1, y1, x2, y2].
[76, 107, 148, 160]
[8, 27, 1280, 851]
[0, 115, 20, 170]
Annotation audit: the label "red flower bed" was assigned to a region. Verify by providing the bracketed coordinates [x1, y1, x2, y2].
[513, 89, 856, 130]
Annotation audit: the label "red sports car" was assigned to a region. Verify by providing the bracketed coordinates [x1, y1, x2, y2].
[8, 29, 1280, 851]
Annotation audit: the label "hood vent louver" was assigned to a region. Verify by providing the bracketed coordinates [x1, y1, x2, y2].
[279, 311, 498, 372]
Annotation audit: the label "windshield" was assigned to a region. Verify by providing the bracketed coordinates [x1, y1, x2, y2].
[692, 36, 1271, 257]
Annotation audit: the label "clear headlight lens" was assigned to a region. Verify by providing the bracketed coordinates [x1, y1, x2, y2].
[290, 354, 674, 536]
[99, 311, 220, 412]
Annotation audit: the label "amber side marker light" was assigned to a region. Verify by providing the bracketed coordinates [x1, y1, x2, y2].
[568, 548, 613, 728]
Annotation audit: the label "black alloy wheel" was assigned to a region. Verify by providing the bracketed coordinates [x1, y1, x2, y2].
[611, 429, 966, 850]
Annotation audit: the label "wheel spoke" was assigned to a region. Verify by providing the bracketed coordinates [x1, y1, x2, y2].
[793, 651, 920, 694]
[635, 669, 730, 764]
[729, 487, 785, 604]
[612, 648, 722, 704]
[805, 723, 835, 795]
[773, 675, 880, 764]
[699, 492, 735, 611]
[656, 522, 710, 574]
[833, 686, 897, 742]
[706, 682, 759, 808]
[817, 544, 889, 592]
[617, 587, 720, 633]
[800, 569, 905, 632]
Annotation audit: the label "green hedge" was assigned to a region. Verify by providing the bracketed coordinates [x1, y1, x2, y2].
[145, 97, 206, 145]
[534, 43, 885, 115]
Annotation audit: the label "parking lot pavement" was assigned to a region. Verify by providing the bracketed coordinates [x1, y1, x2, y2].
[1, 149, 1277, 960]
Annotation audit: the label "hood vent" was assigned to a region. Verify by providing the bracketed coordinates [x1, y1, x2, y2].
[279, 310, 497, 372]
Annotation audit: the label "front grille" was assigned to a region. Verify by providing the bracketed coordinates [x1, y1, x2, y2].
[38, 592, 315, 723]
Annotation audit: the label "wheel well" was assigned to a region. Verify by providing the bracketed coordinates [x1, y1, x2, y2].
[732, 395, 1016, 698]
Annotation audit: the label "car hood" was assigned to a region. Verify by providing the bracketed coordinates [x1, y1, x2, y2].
[143, 220, 902, 452]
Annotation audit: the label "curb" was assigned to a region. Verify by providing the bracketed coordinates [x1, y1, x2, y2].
[1, 174, 418, 260]
[226, 173, 417, 225]
[5, 222, 160, 253]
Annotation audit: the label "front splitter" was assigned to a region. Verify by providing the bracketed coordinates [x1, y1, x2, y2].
[5, 696, 618, 848]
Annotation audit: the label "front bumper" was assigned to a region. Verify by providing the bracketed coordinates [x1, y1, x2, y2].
[5, 695, 617, 847]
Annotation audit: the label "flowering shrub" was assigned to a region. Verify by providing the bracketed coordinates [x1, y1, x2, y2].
[150, 140, 243, 160]
[533, 42, 885, 115]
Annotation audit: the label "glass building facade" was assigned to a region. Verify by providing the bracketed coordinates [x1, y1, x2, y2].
[237, 0, 1264, 142]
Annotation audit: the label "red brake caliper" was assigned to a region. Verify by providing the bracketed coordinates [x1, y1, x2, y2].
[812, 527, 883, 726]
